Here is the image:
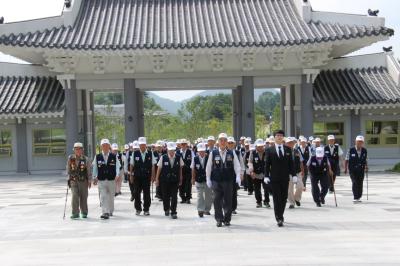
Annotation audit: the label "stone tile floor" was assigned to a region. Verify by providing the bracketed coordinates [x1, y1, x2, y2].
[0, 172, 399, 265]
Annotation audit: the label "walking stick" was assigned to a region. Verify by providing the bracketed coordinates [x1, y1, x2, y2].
[151, 181, 154, 200]
[366, 169, 369, 201]
[63, 184, 69, 220]
[330, 173, 338, 207]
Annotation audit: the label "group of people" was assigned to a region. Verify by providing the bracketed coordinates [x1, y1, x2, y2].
[66, 130, 368, 227]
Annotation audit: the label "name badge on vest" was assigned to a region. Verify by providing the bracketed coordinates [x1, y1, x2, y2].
[215, 155, 221, 164]
[164, 162, 169, 166]
[312, 162, 317, 166]
[351, 154, 356, 157]
[226, 154, 233, 161]
[110, 160, 115, 166]
[255, 157, 259, 162]
[98, 161, 104, 167]
[135, 157, 140, 161]
[196, 164, 200, 169]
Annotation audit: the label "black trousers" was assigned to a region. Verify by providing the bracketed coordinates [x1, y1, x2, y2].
[253, 178, 270, 203]
[161, 181, 179, 214]
[156, 185, 162, 199]
[128, 178, 135, 197]
[270, 181, 289, 222]
[310, 174, 329, 204]
[350, 171, 364, 200]
[232, 180, 238, 211]
[179, 170, 192, 201]
[134, 177, 151, 212]
[212, 180, 233, 223]
[302, 163, 309, 187]
[244, 174, 254, 192]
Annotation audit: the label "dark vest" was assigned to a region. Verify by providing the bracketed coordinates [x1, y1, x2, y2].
[308, 156, 329, 177]
[127, 150, 133, 171]
[292, 149, 302, 174]
[211, 149, 235, 182]
[251, 150, 265, 174]
[179, 149, 193, 171]
[68, 155, 88, 181]
[116, 152, 123, 170]
[348, 147, 367, 174]
[193, 155, 208, 183]
[160, 154, 181, 183]
[132, 150, 153, 179]
[244, 150, 251, 168]
[297, 145, 310, 165]
[324, 144, 340, 166]
[96, 153, 117, 181]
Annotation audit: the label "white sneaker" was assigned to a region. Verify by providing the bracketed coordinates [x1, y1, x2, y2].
[353, 199, 359, 203]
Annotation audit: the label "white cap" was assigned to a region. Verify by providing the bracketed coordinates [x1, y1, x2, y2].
[314, 137, 321, 142]
[132, 141, 139, 149]
[356, 135, 365, 142]
[244, 139, 251, 145]
[250, 144, 256, 151]
[309, 136, 314, 141]
[176, 139, 182, 144]
[207, 136, 215, 141]
[197, 143, 206, 152]
[218, 133, 228, 139]
[227, 136, 235, 143]
[155, 140, 162, 147]
[268, 136, 275, 143]
[73, 142, 83, 149]
[138, 137, 147, 145]
[167, 142, 177, 151]
[299, 136, 307, 142]
[285, 137, 296, 143]
[255, 139, 264, 147]
[316, 147, 325, 157]
[128, 142, 133, 147]
[100, 139, 110, 145]
[111, 143, 119, 150]
[180, 138, 188, 144]
[124, 144, 129, 150]
[327, 135, 335, 140]
[240, 136, 246, 141]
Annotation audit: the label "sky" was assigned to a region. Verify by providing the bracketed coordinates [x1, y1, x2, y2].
[0, 0, 399, 101]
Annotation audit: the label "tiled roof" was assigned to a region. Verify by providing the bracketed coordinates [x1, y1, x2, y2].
[0, 0, 393, 50]
[313, 67, 400, 107]
[0, 76, 64, 115]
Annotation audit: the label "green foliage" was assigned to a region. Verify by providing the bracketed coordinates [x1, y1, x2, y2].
[94, 92, 123, 105]
[95, 91, 281, 145]
[392, 162, 400, 173]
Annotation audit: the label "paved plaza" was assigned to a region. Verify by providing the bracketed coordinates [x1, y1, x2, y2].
[0, 172, 400, 265]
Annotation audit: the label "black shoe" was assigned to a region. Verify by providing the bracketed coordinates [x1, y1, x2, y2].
[115, 193, 118, 197]
[136, 210, 141, 216]
[289, 205, 295, 209]
[248, 191, 253, 195]
[216, 221, 223, 227]
[186, 200, 191, 204]
[321, 198, 325, 205]
[180, 200, 186, 204]
[165, 211, 170, 216]
[265, 202, 271, 208]
[130, 195, 134, 202]
[204, 211, 211, 215]
[244, 188, 248, 191]
[223, 221, 231, 226]
[158, 198, 163, 202]
[277, 220, 284, 227]
[316, 202, 322, 207]
[171, 214, 178, 219]
[198, 211, 204, 218]
[256, 203, 262, 208]
[109, 213, 113, 217]
[295, 201, 301, 207]
[101, 213, 109, 219]
[232, 210, 237, 215]
[144, 211, 150, 216]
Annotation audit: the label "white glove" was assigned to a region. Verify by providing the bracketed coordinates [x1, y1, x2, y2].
[206, 179, 212, 188]
[236, 175, 241, 185]
[292, 176, 298, 184]
[264, 177, 270, 184]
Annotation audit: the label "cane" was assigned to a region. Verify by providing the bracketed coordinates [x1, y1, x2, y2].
[366, 169, 369, 201]
[330, 173, 338, 207]
[63, 184, 69, 220]
[151, 181, 154, 200]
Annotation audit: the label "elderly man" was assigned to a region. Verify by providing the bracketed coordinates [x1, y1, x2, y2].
[345, 136, 368, 203]
[285, 137, 304, 209]
[130, 137, 156, 216]
[177, 139, 194, 204]
[92, 139, 120, 219]
[67, 142, 92, 219]
[324, 135, 344, 193]
[307, 147, 332, 207]
[111, 143, 124, 197]
[206, 133, 242, 227]
[297, 137, 311, 190]
[156, 142, 184, 219]
[191, 142, 213, 217]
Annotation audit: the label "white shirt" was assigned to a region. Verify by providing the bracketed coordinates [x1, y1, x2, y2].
[205, 148, 241, 181]
[275, 144, 284, 158]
